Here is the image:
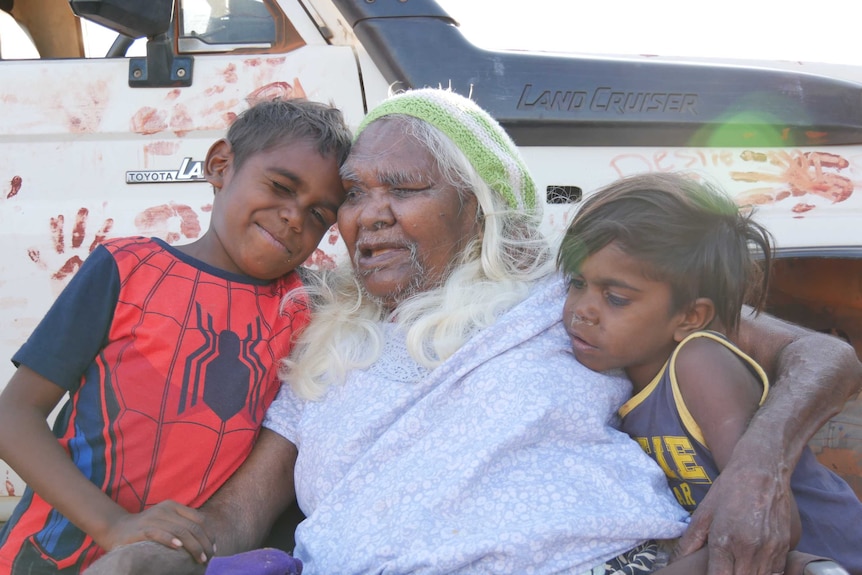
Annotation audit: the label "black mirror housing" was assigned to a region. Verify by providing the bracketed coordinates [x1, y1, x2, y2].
[69, 0, 173, 39]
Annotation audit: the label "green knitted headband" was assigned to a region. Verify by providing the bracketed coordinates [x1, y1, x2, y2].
[356, 89, 537, 211]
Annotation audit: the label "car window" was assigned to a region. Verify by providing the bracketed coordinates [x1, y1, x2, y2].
[0, 9, 38, 59]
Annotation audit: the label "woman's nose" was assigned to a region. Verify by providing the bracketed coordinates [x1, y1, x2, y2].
[356, 191, 395, 230]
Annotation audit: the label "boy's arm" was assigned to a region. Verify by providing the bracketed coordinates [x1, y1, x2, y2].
[0, 366, 130, 549]
[0, 367, 211, 554]
[86, 427, 299, 573]
[673, 338, 802, 570]
[673, 336, 764, 472]
[676, 310, 862, 575]
[0, 245, 216, 554]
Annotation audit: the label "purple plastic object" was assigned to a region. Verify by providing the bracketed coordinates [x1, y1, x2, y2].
[205, 548, 302, 575]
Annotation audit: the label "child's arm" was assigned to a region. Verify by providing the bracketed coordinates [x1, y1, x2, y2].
[0, 366, 211, 554]
[671, 335, 802, 574]
[0, 366, 127, 546]
[674, 336, 769, 471]
[85, 428, 299, 571]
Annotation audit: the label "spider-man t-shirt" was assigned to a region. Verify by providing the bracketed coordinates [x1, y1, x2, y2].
[0, 237, 309, 573]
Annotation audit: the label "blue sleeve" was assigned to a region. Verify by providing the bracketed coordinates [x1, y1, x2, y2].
[12, 245, 120, 392]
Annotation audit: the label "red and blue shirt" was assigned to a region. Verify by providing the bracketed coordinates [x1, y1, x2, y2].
[0, 237, 308, 573]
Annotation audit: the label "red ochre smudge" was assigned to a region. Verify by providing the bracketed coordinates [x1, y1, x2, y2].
[222, 63, 238, 83]
[144, 141, 181, 156]
[131, 107, 168, 135]
[304, 248, 336, 270]
[90, 218, 115, 252]
[50, 214, 65, 254]
[170, 103, 194, 137]
[71, 208, 89, 249]
[8, 175, 22, 198]
[246, 79, 306, 106]
[135, 203, 202, 243]
[52, 256, 84, 281]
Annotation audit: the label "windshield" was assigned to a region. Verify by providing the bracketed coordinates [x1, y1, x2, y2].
[436, 0, 858, 66]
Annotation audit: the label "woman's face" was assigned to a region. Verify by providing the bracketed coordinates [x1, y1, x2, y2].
[338, 119, 480, 308]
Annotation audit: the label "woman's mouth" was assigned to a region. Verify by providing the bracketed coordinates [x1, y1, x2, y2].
[366, 247, 399, 258]
[355, 240, 415, 268]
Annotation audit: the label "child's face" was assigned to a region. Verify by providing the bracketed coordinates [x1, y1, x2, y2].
[562, 242, 689, 389]
[207, 138, 345, 280]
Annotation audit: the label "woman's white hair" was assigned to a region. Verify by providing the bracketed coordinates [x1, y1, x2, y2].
[282, 115, 554, 399]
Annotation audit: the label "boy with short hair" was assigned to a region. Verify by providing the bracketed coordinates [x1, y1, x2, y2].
[0, 97, 351, 574]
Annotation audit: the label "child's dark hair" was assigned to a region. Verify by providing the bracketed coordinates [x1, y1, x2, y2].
[556, 172, 774, 333]
[227, 98, 353, 171]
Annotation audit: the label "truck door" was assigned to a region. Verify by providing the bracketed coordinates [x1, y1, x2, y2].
[0, 0, 364, 511]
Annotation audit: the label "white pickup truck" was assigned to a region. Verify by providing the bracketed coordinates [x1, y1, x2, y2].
[0, 0, 860, 534]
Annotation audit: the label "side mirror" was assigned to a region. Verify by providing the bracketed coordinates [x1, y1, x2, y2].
[68, 0, 173, 39]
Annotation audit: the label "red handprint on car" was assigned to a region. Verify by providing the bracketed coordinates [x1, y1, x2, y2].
[134, 202, 203, 244]
[28, 208, 114, 281]
[731, 150, 854, 214]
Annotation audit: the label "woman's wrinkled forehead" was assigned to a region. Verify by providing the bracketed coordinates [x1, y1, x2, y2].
[341, 164, 431, 189]
[340, 119, 438, 186]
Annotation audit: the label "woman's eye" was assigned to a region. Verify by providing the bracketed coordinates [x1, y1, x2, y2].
[392, 185, 429, 197]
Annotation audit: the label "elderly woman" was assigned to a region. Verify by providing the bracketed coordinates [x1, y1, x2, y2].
[87, 90, 861, 575]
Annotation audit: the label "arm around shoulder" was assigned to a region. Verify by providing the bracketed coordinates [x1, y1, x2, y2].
[734, 308, 861, 460]
[198, 428, 299, 556]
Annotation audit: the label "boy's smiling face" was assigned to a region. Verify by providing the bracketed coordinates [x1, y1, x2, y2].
[202, 138, 345, 280]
